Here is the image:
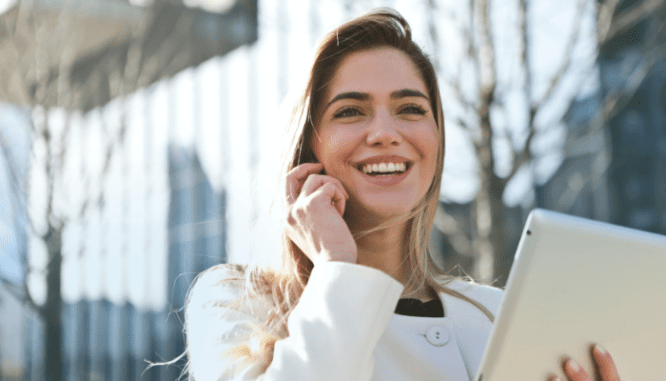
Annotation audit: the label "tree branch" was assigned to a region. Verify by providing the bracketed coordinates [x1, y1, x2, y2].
[448, 74, 479, 115]
[507, 122, 536, 181]
[476, 0, 497, 91]
[0, 276, 42, 317]
[434, 205, 474, 257]
[596, 0, 625, 44]
[518, 0, 530, 92]
[514, 0, 536, 188]
[602, 0, 664, 44]
[600, 44, 665, 122]
[427, 0, 441, 72]
[0, 129, 31, 229]
[534, 0, 588, 108]
[474, 0, 497, 159]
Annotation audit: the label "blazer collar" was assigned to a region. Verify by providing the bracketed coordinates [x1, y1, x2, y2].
[438, 280, 493, 323]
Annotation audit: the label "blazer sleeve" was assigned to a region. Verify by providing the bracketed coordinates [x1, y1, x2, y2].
[186, 261, 405, 381]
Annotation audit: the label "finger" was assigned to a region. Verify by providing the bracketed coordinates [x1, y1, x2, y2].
[285, 163, 324, 203]
[330, 192, 346, 216]
[301, 174, 349, 200]
[330, 188, 346, 217]
[564, 359, 591, 381]
[310, 182, 347, 216]
[592, 345, 620, 381]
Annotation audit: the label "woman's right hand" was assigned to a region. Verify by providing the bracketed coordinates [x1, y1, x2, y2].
[284, 163, 357, 265]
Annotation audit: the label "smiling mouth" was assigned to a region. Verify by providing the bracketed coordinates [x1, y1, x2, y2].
[359, 162, 410, 176]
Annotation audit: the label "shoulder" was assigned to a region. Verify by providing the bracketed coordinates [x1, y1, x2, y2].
[186, 264, 273, 380]
[187, 263, 272, 322]
[187, 263, 247, 308]
[442, 278, 504, 317]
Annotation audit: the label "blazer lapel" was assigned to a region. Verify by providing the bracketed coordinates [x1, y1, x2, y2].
[439, 281, 495, 380]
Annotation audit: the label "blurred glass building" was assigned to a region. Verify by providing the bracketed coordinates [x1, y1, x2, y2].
[2, 0, 256, 380]
[21, 145, 225, 381]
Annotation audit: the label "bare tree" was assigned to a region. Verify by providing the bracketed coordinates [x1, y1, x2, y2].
[433, 0, 666, 285]
[1, 0, 257, 378]
[0, 2, 167, 379]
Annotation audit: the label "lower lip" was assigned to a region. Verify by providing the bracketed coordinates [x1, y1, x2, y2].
[356, 165, 411, 186]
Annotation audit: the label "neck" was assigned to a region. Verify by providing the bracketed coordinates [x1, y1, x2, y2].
[354, 222, 408, 284]
[347, 214, 436, 302]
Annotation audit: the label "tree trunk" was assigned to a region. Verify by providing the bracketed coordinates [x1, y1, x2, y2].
[44, 226, 63, 381]
[473, 0, 501, 282]
[474, 84, 497, 281]
[490, 174, 509, 286]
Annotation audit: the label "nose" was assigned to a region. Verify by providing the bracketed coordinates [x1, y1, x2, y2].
[366, 109, 402, 147]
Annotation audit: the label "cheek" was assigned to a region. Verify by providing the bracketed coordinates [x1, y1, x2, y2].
[312, 134, 336, 164]
[311, 129, 332, 164]
[416, 128, 440, 187]
[415, 128, 439, 164]
[313, 128, 355, 165]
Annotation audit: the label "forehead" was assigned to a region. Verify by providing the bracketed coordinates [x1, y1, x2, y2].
[327, 47, 427, 98]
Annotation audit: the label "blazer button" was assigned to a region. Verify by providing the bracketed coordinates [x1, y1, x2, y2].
[425, 325, 450, 347]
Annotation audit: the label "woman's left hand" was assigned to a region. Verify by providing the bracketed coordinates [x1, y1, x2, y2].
[551, 344, 620, 381]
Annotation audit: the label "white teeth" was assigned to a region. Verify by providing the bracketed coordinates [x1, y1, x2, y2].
[361, 162, 408, 175]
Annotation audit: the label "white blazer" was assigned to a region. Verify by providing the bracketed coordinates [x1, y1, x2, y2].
[186, 262, 504, 381]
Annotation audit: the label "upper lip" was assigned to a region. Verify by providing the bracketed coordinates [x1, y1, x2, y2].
[354, 154, 413, 169]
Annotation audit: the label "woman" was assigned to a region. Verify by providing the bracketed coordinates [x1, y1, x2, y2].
[185, 8, 620, 381]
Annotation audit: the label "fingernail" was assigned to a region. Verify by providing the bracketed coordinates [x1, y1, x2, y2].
[594, 344, 607, 355]
[567, 359, 581, 372]
[552, 377, 562, 381]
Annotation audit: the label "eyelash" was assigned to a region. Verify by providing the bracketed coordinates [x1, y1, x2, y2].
[333, 107, 362, 118]
[401, 105, 427, 115]
[332, 104, 427, 118]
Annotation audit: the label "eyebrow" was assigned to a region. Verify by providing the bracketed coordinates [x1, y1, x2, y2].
[323, 88, 430, 113]
[390, 89, 430, 101]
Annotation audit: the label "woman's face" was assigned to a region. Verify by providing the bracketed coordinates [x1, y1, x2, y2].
[311, 47, 439, 222]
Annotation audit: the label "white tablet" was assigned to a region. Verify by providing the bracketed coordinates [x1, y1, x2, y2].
[474, 209, 666, 381]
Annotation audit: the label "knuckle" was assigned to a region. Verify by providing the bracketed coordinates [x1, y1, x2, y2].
[296, 208, 307, 219]
[306, 174, 322, 183]
[294, 203, 310, 218]
[300, 175, 315, 189]
[285, 210, 297, 226]
[286, 168, 298, 180]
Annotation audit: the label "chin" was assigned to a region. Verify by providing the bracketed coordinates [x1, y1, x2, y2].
[352, 195, 419, 220]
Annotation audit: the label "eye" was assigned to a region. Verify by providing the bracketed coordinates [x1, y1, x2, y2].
[400, 104, 427, 115]
[333, 106, 363, 118]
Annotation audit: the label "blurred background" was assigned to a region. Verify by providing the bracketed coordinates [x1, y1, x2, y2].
[0, 0, 664, 379]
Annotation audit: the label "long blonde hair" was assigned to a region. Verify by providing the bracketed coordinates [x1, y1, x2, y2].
[186, 8, 494, 377]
